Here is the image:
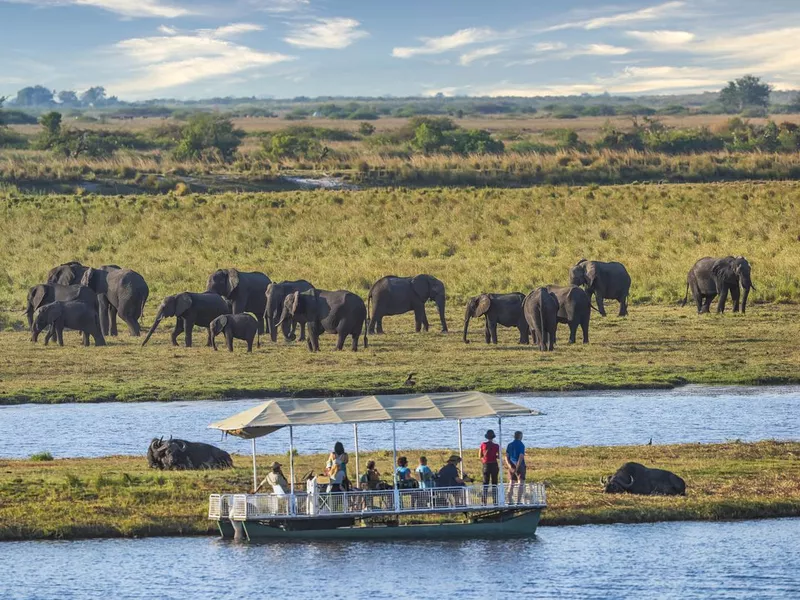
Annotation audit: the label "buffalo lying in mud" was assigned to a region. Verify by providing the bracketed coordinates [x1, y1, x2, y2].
[602, 462, 686, 496]
[147, 437, 233, 470]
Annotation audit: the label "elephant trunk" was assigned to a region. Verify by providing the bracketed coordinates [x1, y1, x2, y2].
[141, 308, 164, 346]
[462, 305, 472, 343]
[31, 325, 40, 343]
[267, 312, 278, 343]
[25, 306, 33, 330]
[436, 294, 448, 333]
[741, 284, 751, 314]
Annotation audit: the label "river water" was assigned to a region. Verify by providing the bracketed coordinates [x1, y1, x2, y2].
[2, 518, 799, 599]
[0, 385, 797, 459]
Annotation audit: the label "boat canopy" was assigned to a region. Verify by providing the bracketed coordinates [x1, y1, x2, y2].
[210, 392, 541, 439]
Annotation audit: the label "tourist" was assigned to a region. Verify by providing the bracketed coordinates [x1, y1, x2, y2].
[505, 431, 526, 504]
[256, 461, 289, 493]
[415, 456, 435, 489]
[359, 460, 382, 490]
[396, 456, 417, 488]
[326, 441, 349, 492]
[478, 429, 500, 503]
[436, 455, 465, 487]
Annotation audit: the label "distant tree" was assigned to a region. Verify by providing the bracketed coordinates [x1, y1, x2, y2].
[39, 111, 62, 138]
[173, 114, 245, 161]
[15, 85, 55, 107]
[789, 93, 800, 113]
[80, 86, 107, 107]
[57, 90, 79, 106]
[719, 75, 772, 113]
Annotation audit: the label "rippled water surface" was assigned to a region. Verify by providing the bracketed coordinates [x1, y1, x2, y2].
[0, 385, 797, 458]
[2, 519, 799, 599]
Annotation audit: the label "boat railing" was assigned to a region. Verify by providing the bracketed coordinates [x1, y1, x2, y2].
[212, 483, 546, 521]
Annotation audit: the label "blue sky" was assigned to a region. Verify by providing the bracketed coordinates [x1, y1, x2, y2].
[1, 0, 799, 100]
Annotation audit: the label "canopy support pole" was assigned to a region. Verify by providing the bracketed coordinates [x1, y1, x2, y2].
[251, 438, 258, 493]
[392, 421, 400, 513]
[353, 423, 360, 484]
[289, 426, 295, 495]
[497, 417, 505, 506]
[457, 419, 464, 478]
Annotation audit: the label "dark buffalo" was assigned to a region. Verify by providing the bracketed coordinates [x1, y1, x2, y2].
[602, 462, 686, 496]
[147, 438, 233, 470]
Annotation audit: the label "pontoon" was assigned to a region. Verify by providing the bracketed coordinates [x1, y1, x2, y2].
[208, 392, 547, 541]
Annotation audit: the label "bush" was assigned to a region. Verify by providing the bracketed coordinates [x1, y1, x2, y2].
[359, 122, 376, 136]
[265, 134, 324, 161]
[173, 114, 244, 162]
[0, 126, 27, 149]
[30, 451, 54, 461]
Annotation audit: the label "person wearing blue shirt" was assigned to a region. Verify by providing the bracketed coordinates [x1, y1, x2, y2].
[396, 456, 415, 488]
[505, 431, 526, 504]
[415, 456, 435, 489]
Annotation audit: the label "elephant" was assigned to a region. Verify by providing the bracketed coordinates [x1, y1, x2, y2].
[522, 288, 559, 351]
[46, 261, 120, 286]
[142, 292, 230, 347]
[277, 288, 368, 352]
[368, 274, 447, 334]
[546, 285, 591, 344]
[206, 269, 271, 334]
[25, 283, 97, 330]
[463, 292, 528, 344]
[569, 259, 631, 317]
[32, 301, 106, 347]
[682, 256, 754, 314]
[81, 266, 149, 337]
[602, 462, 686, 496]
[264, 280, 314, 342]
[147, 437, 233, 470]
[210, 314, 260, 352]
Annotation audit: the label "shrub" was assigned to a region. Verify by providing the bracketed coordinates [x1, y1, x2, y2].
[359, 122, 376, 136]
[30, 451, 54, 461]
[173, 114, 244, 162]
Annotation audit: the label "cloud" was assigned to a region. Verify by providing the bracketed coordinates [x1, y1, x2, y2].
[575, 44, 631, 56]
[158, 25, 177, 35]
[3, 0, 191, 18]
[545, 1, 686, 32]
[533, 42, 567, 52]
[210, 23, 264, 38]
[250, 0, 309, 13]
[284, 17, 368, 49]
[626, 30, 695, 48]
[109, 30, 294, 96]
[392, 27, 496, 59]
[459, 45, 505, 66]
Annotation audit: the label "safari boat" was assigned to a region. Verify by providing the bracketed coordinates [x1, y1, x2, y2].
[207, 392, 547, 541]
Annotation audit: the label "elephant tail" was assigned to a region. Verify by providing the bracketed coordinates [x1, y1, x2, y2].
[680, 281, 689, 307]
[589, 303, 601, 313]
[257, 329, 261, 349]
[363, 313, 369, 349]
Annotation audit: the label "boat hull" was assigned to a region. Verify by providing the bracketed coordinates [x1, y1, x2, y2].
[226, 509, 541, 541]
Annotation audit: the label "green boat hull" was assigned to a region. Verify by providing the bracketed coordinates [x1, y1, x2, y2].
[223, 509, 541, 541]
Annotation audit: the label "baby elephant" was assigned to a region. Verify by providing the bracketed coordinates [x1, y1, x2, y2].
[210, 314, 260, 352]
[32, 301, 106, 347]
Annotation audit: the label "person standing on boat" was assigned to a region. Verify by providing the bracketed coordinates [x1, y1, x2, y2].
[255, 461, 289, 493]
[505, 431, 526, 504]
[326, 441, 349, 492]
[479, 429, 500, 503]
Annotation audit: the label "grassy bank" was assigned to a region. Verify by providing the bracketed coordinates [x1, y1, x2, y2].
[1, 441, 797, 540]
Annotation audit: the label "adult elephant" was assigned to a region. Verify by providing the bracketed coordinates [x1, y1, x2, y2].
[46, 261, 89, 286]
[522, 287, 559, 352]
[463, 292, 528, 345]
[682, 256, 754, 314]
[264, 280, 314, 342]
[142, 292, 230, 347]
[569, 259, 631, 317]
[277, 288, 368, 352]
[546, 285, 591, 344]
[81, 266, 149, 336]
[368, 274, 447, 334]
[24, 283, 97, 329]
[206, 269, 271, 334]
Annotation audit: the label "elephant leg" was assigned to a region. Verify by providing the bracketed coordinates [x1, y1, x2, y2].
[731, 286, 741, 313]
[716, 286, 729, 314]
[207, 327, 214, 347]
[519, 325, 529, 345]
[695, 293, 703, 314]
[94, 329, 106, 346]
[108, 304, 119, 337]
[595, 293, 607, 317]
[619, 296, 628, 317]
[44, 326, 54, 345]
[211, 334, 218, 351]
[568, 321, 577, 344]
[351, 332, 359, 352]
[122, 311, 141, 337]
[183, 318, 195, 347]
[98, 295, 111, 336]
[484, 322, 491, 344]
[226, 331, 234, 352]
[336, 328, 347, 351]
[256, 315, 265, 336]
[171, 319, 184, 346]
[56, 326, 64, 346]
[489, 321, 498, 344]
[701, 294, 714, 314]
[82, 330, 90, 346]
[581, 319, 589, 343]
[246, 335, 253, 353]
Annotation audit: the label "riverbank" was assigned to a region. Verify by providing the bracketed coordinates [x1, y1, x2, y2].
[1, 441, 798, 541]
[1, 305, 799, 404]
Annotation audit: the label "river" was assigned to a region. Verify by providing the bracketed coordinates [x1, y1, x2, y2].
[0, 385, 797, 459]
[2, 518, 799, 599]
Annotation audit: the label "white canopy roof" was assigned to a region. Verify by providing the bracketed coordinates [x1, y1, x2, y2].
[209, 392, 542, 439]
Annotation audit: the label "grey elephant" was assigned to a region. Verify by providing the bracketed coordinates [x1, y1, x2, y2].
[264, 280, 314, 342]
[278, 288, 368, 352]
[569, 259, 631, 317]
[523, 288, 559, 351]
[206, 269, 271, 334]
[25, 283, 97, 330]
[682, 256, 754, 314]
[32, 301, 106, 347]
[463, 293, 528, 344]
[546, 285, 591, 344]
[47, 261, 121, 286]
[210, 314, 260, 352]
[368, 274, 447, 334]
[142, 292, 230, 347]
[81, 266, 149, 337]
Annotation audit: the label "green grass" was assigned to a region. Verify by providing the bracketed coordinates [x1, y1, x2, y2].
[1, 441, 797, 540]
[29, 451, 54, 462]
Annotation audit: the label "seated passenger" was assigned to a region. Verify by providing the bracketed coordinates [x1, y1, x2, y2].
[396, 456, 417, 488]
[256, 461, 289, 493]
[436, 455, 466, 487]
[415, 456, 436, 489]
[360, 460, 382, 490]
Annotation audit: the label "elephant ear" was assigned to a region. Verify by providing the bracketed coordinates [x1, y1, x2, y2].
[80, 267, 94, 287]
[584, 262, 598, 287]
[215, 315, 228, 333]
[411, 275, 431, 301]
[31, 286, 47, 310]
[227, 269, 240, 296]
[474, 294, 492, 318]
[175, 293, 193, 317]
[290, 291, 301, 316]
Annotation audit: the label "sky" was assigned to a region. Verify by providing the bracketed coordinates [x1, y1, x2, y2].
[1, 0, 800, 101]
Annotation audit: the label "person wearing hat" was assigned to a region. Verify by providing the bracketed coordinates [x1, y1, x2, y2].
[255, 461, 289, 493]
[437, 455, 466, 488]
[478, 429, 500, 502]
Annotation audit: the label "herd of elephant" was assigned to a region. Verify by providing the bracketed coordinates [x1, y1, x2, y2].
[23, 254, 754, 352]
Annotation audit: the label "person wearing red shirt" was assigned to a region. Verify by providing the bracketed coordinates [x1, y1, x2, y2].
[478, 429, 500, 503]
